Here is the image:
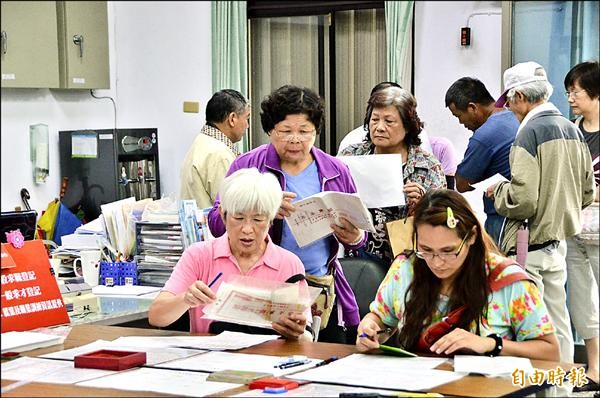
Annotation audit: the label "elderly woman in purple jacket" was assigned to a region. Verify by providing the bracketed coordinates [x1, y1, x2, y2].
[208, 85, 365, 344]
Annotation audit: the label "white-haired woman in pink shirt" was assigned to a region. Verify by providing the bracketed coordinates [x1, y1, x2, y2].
[149, 168, 311, 340]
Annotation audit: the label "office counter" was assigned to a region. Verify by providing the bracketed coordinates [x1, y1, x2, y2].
[2, 325, 575, 397]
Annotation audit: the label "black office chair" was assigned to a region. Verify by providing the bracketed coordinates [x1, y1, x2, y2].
[339, 257, 389, 320]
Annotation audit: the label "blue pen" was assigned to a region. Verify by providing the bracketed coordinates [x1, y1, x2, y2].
[208, 272, 223, 288]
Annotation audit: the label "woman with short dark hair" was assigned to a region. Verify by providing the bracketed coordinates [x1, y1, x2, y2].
[208, 85, 365, 344]
[564, 60, 599, 389]
[339, 86, 446, 267]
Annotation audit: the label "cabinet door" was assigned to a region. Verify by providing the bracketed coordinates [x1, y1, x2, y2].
[1, 1, 60, 88]
[57, 1, 109, 89]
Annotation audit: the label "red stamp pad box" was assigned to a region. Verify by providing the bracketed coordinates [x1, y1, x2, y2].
[74, 349, 146, 371]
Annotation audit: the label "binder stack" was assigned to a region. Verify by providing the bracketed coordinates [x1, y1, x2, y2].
[134, 222, 184, 287]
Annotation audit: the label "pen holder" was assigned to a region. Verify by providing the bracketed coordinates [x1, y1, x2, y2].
[119, 261, 137, 286]
[99, 261, 138, 286]
[100, 262, 120, 287]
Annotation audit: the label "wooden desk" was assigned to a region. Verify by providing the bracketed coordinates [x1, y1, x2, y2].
[1, 325, 571, 397]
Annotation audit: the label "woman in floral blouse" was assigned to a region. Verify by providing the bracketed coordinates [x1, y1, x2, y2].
[356, 189, 559, 360]
[339, 86, 446, 266]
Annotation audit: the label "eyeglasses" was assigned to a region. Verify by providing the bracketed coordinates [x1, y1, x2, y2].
[272, 129, 316, 142]
[415, 232, 470, 262]
[225, 212, 269, 227]
[564, 90, 585, 99]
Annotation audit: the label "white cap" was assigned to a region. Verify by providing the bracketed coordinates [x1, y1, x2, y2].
[495, 61, 548, 107]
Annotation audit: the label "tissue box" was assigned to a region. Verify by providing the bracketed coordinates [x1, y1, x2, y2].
[74, 349, 146, 370]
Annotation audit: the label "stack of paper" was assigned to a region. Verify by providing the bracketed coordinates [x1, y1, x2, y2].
[1, 331, 66, 353]
[453, 355, 534, 377]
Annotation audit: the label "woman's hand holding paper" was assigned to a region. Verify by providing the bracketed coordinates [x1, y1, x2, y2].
[331, 216, 362, 246]
[272, 312, 308, 340]
[276, 191, 297, 219]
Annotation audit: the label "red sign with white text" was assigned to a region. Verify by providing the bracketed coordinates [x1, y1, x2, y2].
[1, 240, 70, 332]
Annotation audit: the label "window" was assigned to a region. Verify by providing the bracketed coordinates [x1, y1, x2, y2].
[248, 1, 386, 154]
[505, 1, 599, 117]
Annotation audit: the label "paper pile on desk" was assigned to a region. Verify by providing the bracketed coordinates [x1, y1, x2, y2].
[453, 355, 534, 377]
[290, 353, 461, 391]
[110, 331, 280, 351]
[1, 330, 66, 353]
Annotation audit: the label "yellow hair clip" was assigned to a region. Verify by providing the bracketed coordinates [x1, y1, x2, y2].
[446, 207, 458, 228]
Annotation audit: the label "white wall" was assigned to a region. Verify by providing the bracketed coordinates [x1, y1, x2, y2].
[2, 1, 503, 218]
[1, 1, 212, 212]
[415, 1, 503, 220]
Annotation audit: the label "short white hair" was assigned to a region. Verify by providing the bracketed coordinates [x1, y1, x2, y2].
[219, 168, 282, 221]
[507, 70, 553, 105]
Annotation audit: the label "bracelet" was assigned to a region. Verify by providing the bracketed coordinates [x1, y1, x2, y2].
[348, 233, 363, 246]
[484, 333, 503, 357]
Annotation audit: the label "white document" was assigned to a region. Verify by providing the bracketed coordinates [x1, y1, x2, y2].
[337, 154, 405, 208]
[71, 133, 98, 158]
[470, 173, 509, 192]
[100, 197, 136, 255]
[1, 330, 65, 353]
[453, 355, 534, 377]
[154, 351, 321, 377]
[40, 339, 205, 366]
[290, 353, 460, 391]
[1, 356, 114, 384]
[285, 191, 375, 247]
[111, 331, 280, 351]
[202, 276, 319, 330]
[59, 233, 102, 250]
[75, 215, 106, 235]
[77, 367, 241, 397]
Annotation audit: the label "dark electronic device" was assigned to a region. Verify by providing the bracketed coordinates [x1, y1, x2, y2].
[59, 128, 160, 221]
[0, 210, 38, 243]
[461, 27, 471, 46]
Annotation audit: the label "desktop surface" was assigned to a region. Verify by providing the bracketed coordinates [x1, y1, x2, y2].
[1, 324, 573, 398]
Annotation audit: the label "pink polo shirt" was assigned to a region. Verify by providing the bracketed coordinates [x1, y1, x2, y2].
[162, 233, 306, 333]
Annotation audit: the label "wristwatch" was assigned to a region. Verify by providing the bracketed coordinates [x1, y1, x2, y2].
[485, 333, 503, 357]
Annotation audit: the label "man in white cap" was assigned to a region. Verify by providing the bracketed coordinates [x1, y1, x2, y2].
[487, 61, 595, 367]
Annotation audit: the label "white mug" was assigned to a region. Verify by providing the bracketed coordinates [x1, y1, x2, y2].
[49, 258, 62, 278]
[73, 250, 101, 287]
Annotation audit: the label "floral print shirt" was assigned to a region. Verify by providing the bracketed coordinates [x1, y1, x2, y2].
[369, 253, 555, 341]
[339, 142, 446, 265]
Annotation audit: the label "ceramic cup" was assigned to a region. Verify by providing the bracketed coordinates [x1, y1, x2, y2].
[49, 258, 62, 278]
[73, 250, 101, 287]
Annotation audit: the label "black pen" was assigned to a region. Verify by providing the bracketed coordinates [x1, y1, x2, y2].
[278, 359, 311, 369]
[315, 356, 338, 367]
[358, 327, 393, 339]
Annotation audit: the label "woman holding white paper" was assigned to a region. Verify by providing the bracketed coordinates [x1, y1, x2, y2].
[339, 86, 446, 267]
[149, 168, 311, 341]
[208, 85, 364, 344]
[356, 189, 559, 361]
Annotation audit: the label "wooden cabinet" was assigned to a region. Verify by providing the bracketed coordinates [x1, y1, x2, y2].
[0, 1, 109, 89]
[1, 1, 60, 88]
[57, 1, 109, 89]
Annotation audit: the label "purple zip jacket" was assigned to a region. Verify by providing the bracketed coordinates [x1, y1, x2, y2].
[208, 143, 364, 327]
